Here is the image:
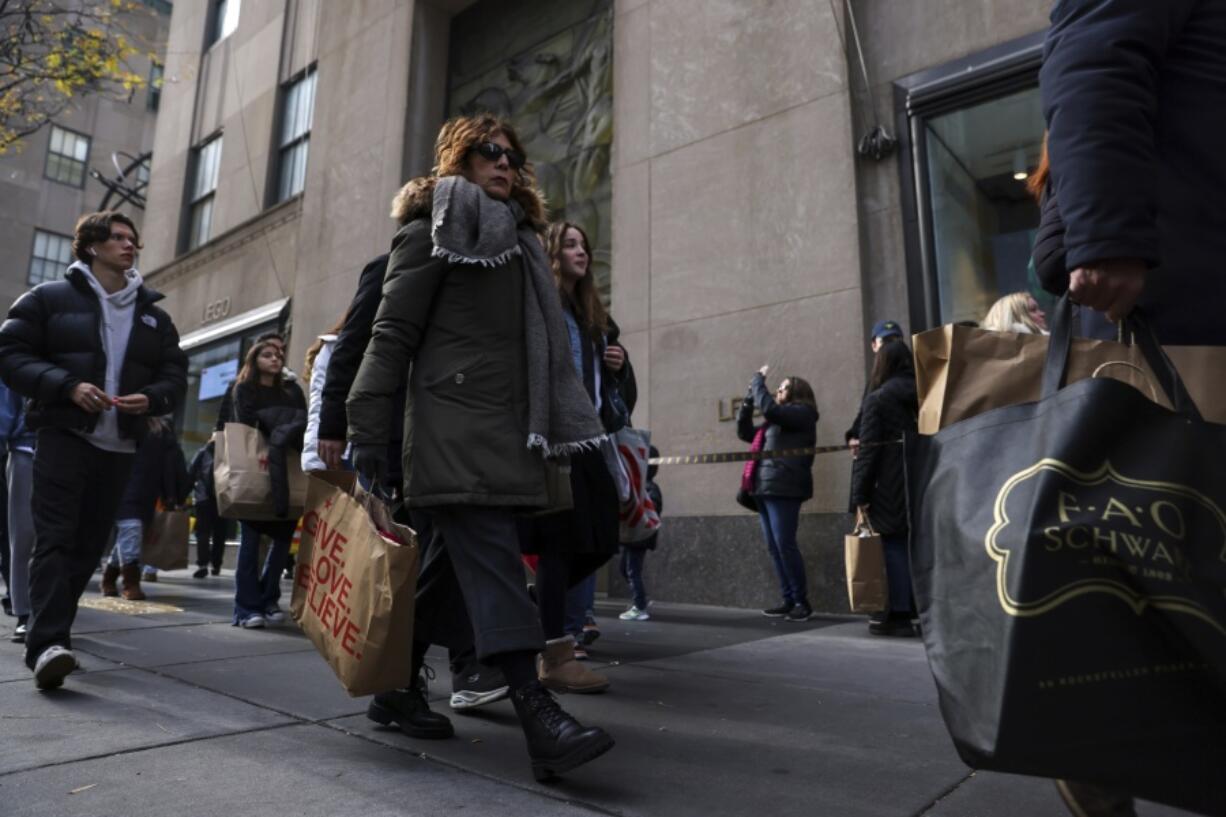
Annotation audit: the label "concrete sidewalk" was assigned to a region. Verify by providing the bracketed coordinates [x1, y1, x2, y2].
[0, 571, 1195, 817]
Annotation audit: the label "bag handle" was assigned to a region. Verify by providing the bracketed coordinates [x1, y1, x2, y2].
[854, 506, 877, 536]
[1041, 292, 1203, 421]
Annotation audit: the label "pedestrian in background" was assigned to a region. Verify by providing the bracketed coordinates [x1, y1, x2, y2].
[347, 113, 615, 780]
[618, 445, 661, 622]
[525, 220, 635, 674]
[849, 340, 917, 637]
[737, 367, 819, 622]
[222, 339, 306, 629]
[0, 210, 186, 689]
[845, 320, 903, 458]
[2, 382, 35, 643]
[981, 292, 1047, 334]
[187, 438, 231, 579]
[101, 416, 189, 600]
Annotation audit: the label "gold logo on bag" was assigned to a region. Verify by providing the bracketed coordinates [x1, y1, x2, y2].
[986, 459, 1226, 634]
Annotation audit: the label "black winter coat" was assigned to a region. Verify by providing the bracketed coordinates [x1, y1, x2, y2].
[850, 372, 917, 535]
[318, 255, 407, 485]
[736, 373, 818, 501]
[188, 441, 216, 505]
[117, 428, 191, 524]
[0, 268, 187, 438]
[1040, 0, 1226, 345]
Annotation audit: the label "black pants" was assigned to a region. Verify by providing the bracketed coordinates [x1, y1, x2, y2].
[194, 499, 232, 570]
[25, 429, 133, 667]
[417, 506, 541, 663]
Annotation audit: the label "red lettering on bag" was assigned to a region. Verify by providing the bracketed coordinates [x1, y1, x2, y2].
[336, 575, 352, 609]
[302, 511, 319, 537]
[340, 620, 362, 657]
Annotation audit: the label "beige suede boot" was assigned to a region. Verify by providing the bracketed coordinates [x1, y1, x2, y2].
[538, 635, 610, 694]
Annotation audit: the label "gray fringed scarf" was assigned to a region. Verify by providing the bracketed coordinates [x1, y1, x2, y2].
[431, 175, 606, 457]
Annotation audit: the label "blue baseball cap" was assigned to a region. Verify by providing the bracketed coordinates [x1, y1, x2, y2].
[870, 319, 904, 341]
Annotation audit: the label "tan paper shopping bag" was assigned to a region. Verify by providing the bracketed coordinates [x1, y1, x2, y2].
[913, 325, 1226, 434]
[142, 509, 190, 570]
[213, 423, 308, 520]
[844, 516, 886, 613]
[291, 472, 419, 697]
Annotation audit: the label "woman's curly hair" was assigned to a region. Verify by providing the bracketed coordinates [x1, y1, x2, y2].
[433, 113, 546, 230]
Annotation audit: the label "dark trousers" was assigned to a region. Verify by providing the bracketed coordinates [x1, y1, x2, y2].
[881, 531, 914, 614]
[757, 496, 809, 607]
[25, 429, 133, 667]
[233, 521, 293, 622]
[194, 499, 232, 570]
[620, 547, 648, 610]
[422, 505, 542, 663]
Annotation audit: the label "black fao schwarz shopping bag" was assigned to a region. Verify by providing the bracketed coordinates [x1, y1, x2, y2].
[907, 295, 1226, 815]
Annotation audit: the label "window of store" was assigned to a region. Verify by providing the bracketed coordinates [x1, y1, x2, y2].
[274, 68, 316, 204]
[45, 125, 90, 188]
[187, 135, 223, 251]
[896, 32, 1049, 329]
[28, 229, 74, 286]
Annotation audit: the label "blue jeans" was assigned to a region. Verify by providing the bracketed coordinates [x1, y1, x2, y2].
[758, 497, 808, 607]
[619, 548, 648, 609]
[233, 522, 291, 623]
[564, 572, 597, 638]
[882, 531, 914, 614]
[107, 519, 143, 567]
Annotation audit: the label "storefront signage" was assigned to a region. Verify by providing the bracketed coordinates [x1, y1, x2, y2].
[717, 397, 761, 423]
[199, 359, 238, 401]
[203, 297, 232, 324]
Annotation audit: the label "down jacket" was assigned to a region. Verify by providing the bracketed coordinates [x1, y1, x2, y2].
[850, 372, 917, 535]
[0, 267, 186, 439]
[346, 178, 549, 509]
[736, 373, 818, 501]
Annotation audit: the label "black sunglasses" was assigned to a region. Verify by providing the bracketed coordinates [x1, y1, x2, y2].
[472, 141, 526, 170]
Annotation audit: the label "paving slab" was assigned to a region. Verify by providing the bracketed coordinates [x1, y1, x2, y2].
[0, 667, 291, 775]
[0, 722, 601, 817]
[0, 637, 125, 684]
[157, 649, 369, 721]
[922, 768, 1196, 817]
[73, 621, 314, 669]
[333, 656, 970, 817]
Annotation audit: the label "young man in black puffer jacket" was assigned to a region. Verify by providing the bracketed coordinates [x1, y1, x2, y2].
[0, 211, 186, 690]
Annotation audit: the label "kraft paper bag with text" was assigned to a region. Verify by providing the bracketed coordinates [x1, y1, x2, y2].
[291, 471, 419, 697]
[913, 325, 1226, 434]
[213, 423, 308, 520]
[142, 509, 190, 570]
[844, 517, 886, 613]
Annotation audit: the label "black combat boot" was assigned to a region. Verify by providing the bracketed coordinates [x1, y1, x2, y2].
[511, 680, 614, 781]
[367, 670, 454, 739]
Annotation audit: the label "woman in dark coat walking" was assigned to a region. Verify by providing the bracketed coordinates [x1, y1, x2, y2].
[346, 114, 614, 781]
[222, 339, 306, 629]
[850, 340, 917, 636]
[737, 368, 819, 621]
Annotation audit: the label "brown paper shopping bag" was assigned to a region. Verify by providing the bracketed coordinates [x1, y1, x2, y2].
[213, 423, 308, 520]
[142, 509, 190, 570]
[913, 325, 1226, 434]
[291, 471, 419, 697]
[844, 514, 886, 613]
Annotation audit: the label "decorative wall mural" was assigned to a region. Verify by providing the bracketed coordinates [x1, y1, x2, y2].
[449, 0, 614, 298]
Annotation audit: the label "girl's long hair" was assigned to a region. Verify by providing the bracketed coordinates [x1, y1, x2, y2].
[1026, 132, 1049, 204]
[237, 339, 286, 388]
[982, 292, 1044, 335]
[869, 339, 914, 392]
[547, 221, 608, 342]
[781, 376, 817, 411]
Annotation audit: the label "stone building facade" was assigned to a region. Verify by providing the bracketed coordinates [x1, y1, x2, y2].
[142, 0, 1053, 611]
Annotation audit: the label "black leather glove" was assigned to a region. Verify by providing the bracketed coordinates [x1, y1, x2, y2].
[350, 444, 388, 489]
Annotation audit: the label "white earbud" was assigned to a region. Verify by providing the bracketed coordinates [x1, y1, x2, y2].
[89, 247, 98, 257]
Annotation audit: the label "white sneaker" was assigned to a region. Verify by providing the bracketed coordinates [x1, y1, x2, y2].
[264, 608, 286, 624]
[33, 645, 78, 690]
[240, 614, 266, 629]
[619, 606, 650, 621]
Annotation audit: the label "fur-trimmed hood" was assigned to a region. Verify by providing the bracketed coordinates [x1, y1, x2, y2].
[389, 175, 547, 230]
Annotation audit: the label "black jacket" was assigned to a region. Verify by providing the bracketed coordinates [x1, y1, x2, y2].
[598, 317, 637, 432]
[188, 440, 216, 505]
[317, 254, 406, 484]
[0, 268, 187, 438]
[850, 372, 917, 535]
[117, 427, 191, 524]
[736, 373, 818, 501]
[1040, 0, 1226, 345]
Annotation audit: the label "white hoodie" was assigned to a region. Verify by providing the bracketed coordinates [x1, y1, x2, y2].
[69, 260, 143, 454]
